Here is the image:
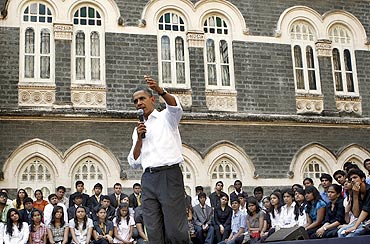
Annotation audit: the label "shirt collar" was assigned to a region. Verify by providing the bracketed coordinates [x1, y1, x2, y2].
[148, 109, 159, 120]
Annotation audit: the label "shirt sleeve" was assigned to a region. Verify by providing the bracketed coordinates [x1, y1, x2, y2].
[239, 213, 247, 230]
[21, 222, 30, 244]
[164, 95, 183, 129]
[361, 187, 370, 213]
[129, 216, 135, 226]
[127, 128, 142, 169]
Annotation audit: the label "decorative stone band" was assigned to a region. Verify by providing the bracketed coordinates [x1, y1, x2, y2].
[18, 84, 55, 107]
[205, 90, 237, 112]
[335, 96, 362, 115]
[54, 23, 73, 40]
[296, 94, 324, 114]
[315, 39, 332, 57]
[71, 85, 106, 108]
[187, 31, 205, 48]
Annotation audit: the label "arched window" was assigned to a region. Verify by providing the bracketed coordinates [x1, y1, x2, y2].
[158, 12, 189, 88]
[21, 2, 54, 82]
[72, 6, 104, 84]
[329, 25, 358, 96]
[203, 15, 234, 89]
[211, 158, 238, 194]
[303, 158, 329, 188]
[19, 157, 54, 197]
[73, 157, 106, 194]
[290, 21, 320, 94]
[180, 161, 194, 195]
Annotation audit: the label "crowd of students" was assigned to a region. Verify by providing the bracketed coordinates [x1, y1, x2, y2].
[0, 159, 369, 244]
[0, 181, 143, 244]
[187, 159, 370, 244]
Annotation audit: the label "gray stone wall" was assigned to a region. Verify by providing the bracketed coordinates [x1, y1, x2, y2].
[355, 50, 370, 117]
[55, 40, 72, 104]
[0, 27, 19, 108]
[105, 33, 158, 111]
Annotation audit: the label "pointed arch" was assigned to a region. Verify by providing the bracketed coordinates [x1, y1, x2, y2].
[337, 144, 370, 170]
[181, 144, 202, 195]
[204, 141, 255, 183]
[276, 6, 323, 41]
[289, 143, 337, 184]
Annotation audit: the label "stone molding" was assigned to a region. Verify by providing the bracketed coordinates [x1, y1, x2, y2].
[336, 96, 362, 115]
[315, 39, 332, 57]
[18, 84, 55, 107]
[54, 23, 73, 40]
[71, 86, 106, 108]
[187, 31, 204, 48]
[205, 90, 237, 112]
[296, 94, 324, 114]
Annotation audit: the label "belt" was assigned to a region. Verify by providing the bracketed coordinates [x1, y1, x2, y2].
[144, 163, 179, 173]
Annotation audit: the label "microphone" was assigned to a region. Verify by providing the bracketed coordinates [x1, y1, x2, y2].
[137, 109, 145, 138]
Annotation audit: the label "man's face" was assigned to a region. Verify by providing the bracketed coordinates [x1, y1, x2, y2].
[133, 90, 155, 118]
[231, 201, 240, 211]
[56, 189, 65, 198]
[94, 187, 102, 196]
[199, 197, 206, 205]
[74, 197, 83, 206]
[365, 161, 370, 172]
[25, 202, 33, 210]
[349, 174, 365, 185]
[76, 184, 84, 193]
[215, 183, 223, 191]
[234, 182, 242, 191]
[101, 199, 110, 208]
[0, 195, 7, 204]
[50, 196, 58, 205]
[133, 186, 141, 194]
[114, 185, 122, 195]
[321, 178, 331, 189]
[254, 191, 263, 201]
[334, 174, 346, 185]
[303, 180, 313, 187]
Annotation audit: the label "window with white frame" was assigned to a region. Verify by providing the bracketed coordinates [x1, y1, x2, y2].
[290, 21, 320, 94]
[72, 6, 104, 84]
[211, 158, 238, 194]
[158, 12, 189, 88]
[329, 25, 358, 96]
[73, 157, 106, 194]
[21, 2, 54, 82]
[19, 157, 54, 198]
[203, 15, 234, 89]
[303, 158, 328, 188]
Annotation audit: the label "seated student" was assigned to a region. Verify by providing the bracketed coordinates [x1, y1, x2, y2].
[19, 197, 38, 225]
[109, 183, 128, 209]
[304, 186, 326, 237]
[214, 193, 232, 242]
[192, 186, 211, 207]
[44, 194, 68, 226]
[364, 158, 370, 184]
[193, 192, 214, 244]
[92, 195, 115, 222]
[294, 188, 307, 226]
[88, 183, 104, 211]
[128, 183, 142, 211]
[0, 191, 12, 223]
[92, 206, 114, 244]
[217, 197, 246, 244]
[47, 206, 69, 244]
[33, 189, 48, 212]
[246, 197, 264, 243]
[69, 181, 89, 208]
[12, 189, 28, 210]
[69, 206, 93, 244]
[209, 181, 227, 209]
[4, 208, 29, 244]
[303, 178, 314, 188]
[267, 191, 283, 235]
[333, 170, 347, 198]
[253, 187, 264, 209]
[29, 209, 47, 244]
[338, 169, 370, 237]
[238, 193, 247, 216]
[342, 179, 357, 225]
[260, 196, 271, 238]
[134, 206, 149, 244]
[230, 180, 248, 205]
[320, 173, 333, 204]
[280, 189, 298, 228]
[68, 193, 91, 221]
[113, 203, 135, 244]
[312, 184, 345, 238]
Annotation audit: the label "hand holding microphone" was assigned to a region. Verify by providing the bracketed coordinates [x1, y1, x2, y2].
[137, 109, 146, 139]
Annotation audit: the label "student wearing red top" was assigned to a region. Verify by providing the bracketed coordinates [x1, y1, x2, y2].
[33, 190, 48, 212]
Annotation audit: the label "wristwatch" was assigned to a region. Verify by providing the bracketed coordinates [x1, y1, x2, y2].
[158, 88, 167, 96]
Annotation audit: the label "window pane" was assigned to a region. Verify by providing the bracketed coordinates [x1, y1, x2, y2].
[40, 30, 50, 54]
[296, 70, 304, 89]
[208, 64, 217, 85]
[306, 46, 317, 90]
[76, 32, 85, 56]
[308, 70, 317, 90]
[176, 62, 185, 84]
[219, 40, 229, 64]
[25, 29, 35, 53]
[161, 36, 170, 60]
[40, 57, 50, 78]
[90, 32, 100, 56]
[332, 49, 343, 92]
[91, 58, 100, 80]
[221, 65, 230, 86]
[206, 39, 215, 63]
[175, 37, 184, 61]
[162, 62, 171, 84]
[76, 58, 85, 79]
[344, 49, 353, 71]
[306, 46, 315, 69]
[344, 50, 354, 92]
[293, 45, 302, 68]
[25, 56, 34, 78]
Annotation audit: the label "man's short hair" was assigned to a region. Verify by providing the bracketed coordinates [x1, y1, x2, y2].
[364, 158, 370, 167]
[230, 197, 240, 204]
[234, 180, 242, 186]
[133, 183, 141, 188]
[73, 192, 83, 200]
[215, 181, 224, 187]
[0, 192, 8, 198]
[333, 170, 346, 178]
[320, 173, 333, 182]
[75, 181, 84, 188]
[23, 197, 33, 204]
[114, 182, 122, 188]
[133, 86, 153, 97]
[56, 186, 66, 192]
[253, 186, 264, 194]
[195, 186, 204, 192]
[101, 195, 111, 202]
[347, 168, 366, 180]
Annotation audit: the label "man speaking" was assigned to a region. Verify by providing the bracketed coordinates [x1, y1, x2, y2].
[127, 75, 189, 244]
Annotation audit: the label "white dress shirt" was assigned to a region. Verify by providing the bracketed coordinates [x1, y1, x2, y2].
[128, 95, 183, 171]
[280, 202, 298, 228]
[3, 222, 29, 244]
[44, 203, 68, 226]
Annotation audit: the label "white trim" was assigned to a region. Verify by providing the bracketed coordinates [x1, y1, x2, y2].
[337, 144, 370, 172]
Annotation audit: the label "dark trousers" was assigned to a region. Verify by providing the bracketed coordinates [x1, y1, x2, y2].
[142, 165, 189, 244]
[214, 225, 231, 242]
[195, 225, 215, 244]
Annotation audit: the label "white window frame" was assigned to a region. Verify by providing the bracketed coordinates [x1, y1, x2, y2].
[203, 15, 235, 90]
[19, 2, 54, 84]
[157, 11, 190, 89]
[329, 25, 359, 96]
[72, 6, 105, 85]
[290, 21, 321, 95]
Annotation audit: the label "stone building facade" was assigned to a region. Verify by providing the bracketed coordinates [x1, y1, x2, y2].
[1, 0, 370, 197]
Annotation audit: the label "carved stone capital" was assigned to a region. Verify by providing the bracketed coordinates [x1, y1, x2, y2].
[296, 94, 324, 114]
[315, 39, 332, 57]
[187, 31, 204, 48]
[18, 84, 55, 107]
[205, 90, 237, 112]
[54, 23, 73, 40]
[335, 96, 362, 115]
[71, 86, 106, 108]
